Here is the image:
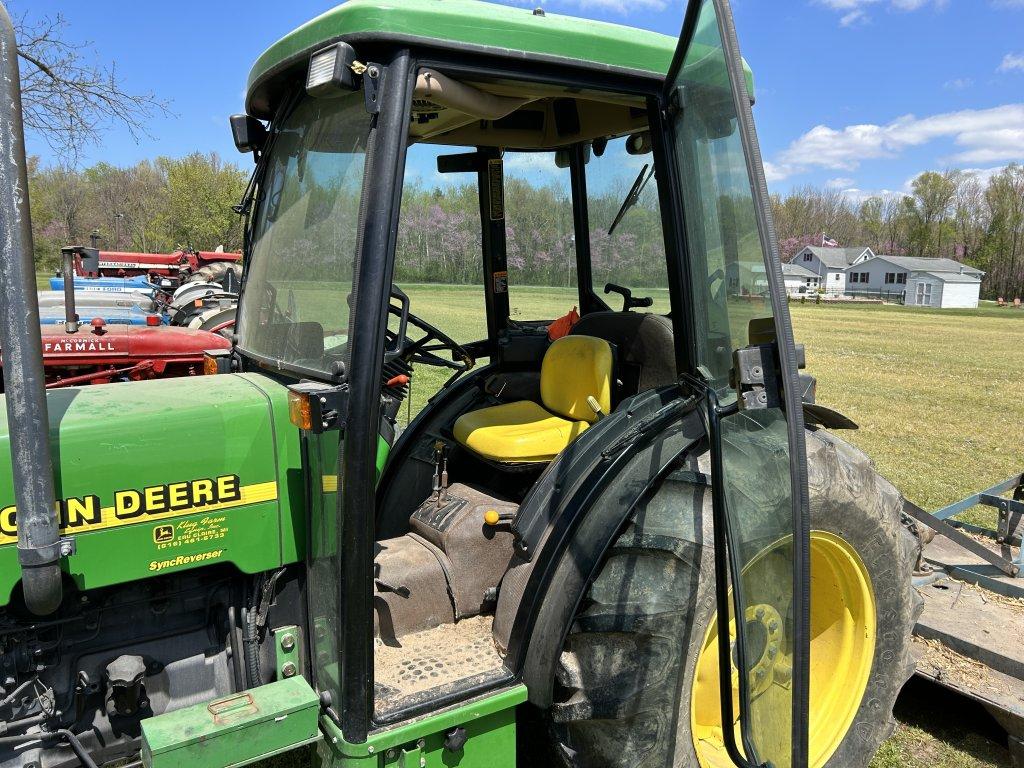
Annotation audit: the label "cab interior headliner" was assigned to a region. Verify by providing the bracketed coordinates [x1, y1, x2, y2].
[410, 72, 649, 150]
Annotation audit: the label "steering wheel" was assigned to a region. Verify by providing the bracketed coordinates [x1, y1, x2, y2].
[387, 288, 475, 372]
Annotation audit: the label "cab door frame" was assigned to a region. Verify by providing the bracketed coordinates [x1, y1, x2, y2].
[651, 0, 811, 765]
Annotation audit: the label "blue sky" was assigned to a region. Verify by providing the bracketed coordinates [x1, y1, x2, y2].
[18, 0, 1024, 200]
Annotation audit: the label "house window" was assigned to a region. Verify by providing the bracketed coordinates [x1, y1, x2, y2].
[885, 273, 896, 284]
[849, 273, 859, 284]
[805, 278, 813, 285]
[833, 273, 842, 280]
[859, 272, 869, 283]
[897, 273, 907, 285]
[915, 282, 933, 305]
[803, 253, 812, 262]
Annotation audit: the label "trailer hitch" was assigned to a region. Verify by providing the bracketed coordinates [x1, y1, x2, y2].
[906, 473, 1024, 579]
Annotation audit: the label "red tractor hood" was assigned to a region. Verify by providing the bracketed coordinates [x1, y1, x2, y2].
[40, 325, 231, 365]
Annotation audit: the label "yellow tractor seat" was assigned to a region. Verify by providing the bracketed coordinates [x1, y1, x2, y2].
[453, 335, 612, 464]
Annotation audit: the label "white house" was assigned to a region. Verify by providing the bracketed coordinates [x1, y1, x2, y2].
[781, 262, 821, 295]
[791, 246, 874, 294]
[847, 255, 983, 308]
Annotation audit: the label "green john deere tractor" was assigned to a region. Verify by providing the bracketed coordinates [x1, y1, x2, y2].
[0, 1, 921, 766]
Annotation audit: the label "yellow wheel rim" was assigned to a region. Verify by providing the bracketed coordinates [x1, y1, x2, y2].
[690, 531, 876, 767]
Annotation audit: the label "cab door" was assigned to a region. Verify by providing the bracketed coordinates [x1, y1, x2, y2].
[658, 1, 811, 766]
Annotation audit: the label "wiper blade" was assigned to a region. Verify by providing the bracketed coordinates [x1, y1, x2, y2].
[608, 163, 654, 236]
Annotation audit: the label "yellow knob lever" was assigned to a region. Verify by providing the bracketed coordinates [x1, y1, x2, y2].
[484, 509, 500, 526]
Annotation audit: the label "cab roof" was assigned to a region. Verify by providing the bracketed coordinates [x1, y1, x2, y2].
[246, 0, 678, 118]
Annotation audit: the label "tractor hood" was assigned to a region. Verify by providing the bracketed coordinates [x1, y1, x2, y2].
[0, 373, 304, 606]
[38, 325, 231, 366]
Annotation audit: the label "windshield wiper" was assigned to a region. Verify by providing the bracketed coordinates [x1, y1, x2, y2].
[608, 164, 654, 236]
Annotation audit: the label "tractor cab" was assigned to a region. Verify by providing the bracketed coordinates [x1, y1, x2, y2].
[228, 1, 812, 766]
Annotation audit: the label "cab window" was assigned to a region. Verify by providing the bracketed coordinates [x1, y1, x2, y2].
[586, 136, 669, 314]
[394, 143, 484, 344]
[503, 151, 579, 321]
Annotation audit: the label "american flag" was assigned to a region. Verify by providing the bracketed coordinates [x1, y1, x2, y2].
[821, 234, 839, 247]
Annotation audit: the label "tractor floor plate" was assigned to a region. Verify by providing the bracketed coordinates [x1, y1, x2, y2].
[374, 615, 508, 718]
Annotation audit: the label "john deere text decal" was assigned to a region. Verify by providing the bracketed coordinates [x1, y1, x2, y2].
[0, 475, 276, 546]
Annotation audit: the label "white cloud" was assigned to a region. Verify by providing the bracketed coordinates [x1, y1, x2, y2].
[767, 103, 1024, 180]
[840, 9, 868, 25]
[945, 128, 1024, 163]
[815, 0, 877, 8]
[816, 0, 945, 8]
[814, 0, 946, 25]
[762, 161, 788, 183]
[950, 165, 1008, 185]
[943, 77, 973, 90]
[992, 0, 1024, 7]
[826, 177, 856, 188]
[503, 152, 563, 178]
[837, 187, 903, 204]
[998, 53, 1024, 72]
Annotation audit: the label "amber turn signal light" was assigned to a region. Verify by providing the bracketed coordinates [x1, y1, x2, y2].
[288, 390, 314, 431]
[203, 350, 232, 376]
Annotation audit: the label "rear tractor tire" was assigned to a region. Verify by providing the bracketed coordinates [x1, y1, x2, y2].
[545, 429, 922, 768]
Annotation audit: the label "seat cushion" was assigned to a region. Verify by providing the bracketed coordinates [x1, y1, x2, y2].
[453, 400, 589, 463]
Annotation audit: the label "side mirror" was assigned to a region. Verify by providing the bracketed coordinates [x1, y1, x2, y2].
[230, 114, 267, 154]
[625, 131, 652, 155]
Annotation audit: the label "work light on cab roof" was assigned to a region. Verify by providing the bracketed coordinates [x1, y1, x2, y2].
[305, 41, 358, 96]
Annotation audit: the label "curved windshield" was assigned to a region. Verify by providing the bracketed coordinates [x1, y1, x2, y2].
[237, 90, 372, 376]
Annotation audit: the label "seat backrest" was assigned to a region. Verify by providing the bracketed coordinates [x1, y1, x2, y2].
[540, 335, 612, 423]
[571, 311, 676, 394]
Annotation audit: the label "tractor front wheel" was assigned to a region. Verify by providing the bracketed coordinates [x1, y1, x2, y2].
[544, 429, 921, 768]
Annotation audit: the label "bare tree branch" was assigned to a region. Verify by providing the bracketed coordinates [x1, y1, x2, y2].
[13, 11, 173, 164]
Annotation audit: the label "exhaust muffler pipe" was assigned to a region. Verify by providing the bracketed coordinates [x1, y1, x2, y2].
[0, 3, 64, 615]
[60, 247, 79, 333]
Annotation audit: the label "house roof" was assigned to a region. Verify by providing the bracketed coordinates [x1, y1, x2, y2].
[801, 246, 871, 268]
[916, 271, 982, 284]
[782, 263, 819, 278]
[867, 254, 984, 275]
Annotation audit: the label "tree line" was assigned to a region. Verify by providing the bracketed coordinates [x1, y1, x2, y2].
[394, 176, 666, 289]
[771, 165, 1024, 299]
[27, 153, 249, 270]
[26, 152, 1023, 300]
